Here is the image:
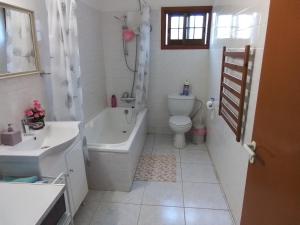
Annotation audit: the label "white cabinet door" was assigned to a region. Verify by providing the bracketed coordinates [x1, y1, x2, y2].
[65, 140, 88, 215]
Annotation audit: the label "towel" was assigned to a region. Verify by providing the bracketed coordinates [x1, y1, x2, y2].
[3, 176, 39, 183]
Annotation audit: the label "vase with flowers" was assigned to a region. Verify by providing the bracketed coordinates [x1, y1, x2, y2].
[24, 100, 46, 130]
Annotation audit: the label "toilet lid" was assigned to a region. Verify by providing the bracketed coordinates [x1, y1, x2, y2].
[169, 116, 191, 126]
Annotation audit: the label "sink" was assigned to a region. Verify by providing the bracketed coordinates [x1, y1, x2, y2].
[0, 121, 80, 158]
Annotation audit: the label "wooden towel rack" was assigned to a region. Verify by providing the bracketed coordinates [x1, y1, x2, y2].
[219, 45, 251, 142]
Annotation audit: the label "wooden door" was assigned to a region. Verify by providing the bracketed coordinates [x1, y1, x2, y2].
[241, 1, 300, 225]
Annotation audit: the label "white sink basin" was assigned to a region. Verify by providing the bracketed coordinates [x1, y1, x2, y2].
[0, 121, 80, 158]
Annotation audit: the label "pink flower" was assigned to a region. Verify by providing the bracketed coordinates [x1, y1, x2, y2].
[25, 109, 34, 117]
[34, 103, 41, 108]
[33, 100, 41, 108]
[35, 106, 44, 112]
[28, 100, 46, 118]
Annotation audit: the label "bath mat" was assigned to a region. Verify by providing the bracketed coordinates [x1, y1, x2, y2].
[134, 154, 177, 182]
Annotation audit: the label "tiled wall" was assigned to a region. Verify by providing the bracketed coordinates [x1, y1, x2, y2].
[101, 10, 138, 107]
[0, 0, 50, 133]
[206, 0, 270, 223]
[77, 1, 107, 122]
[101, 0, 213, 134]
[148, 9, 210, 134]
[83, 0, 213, 12]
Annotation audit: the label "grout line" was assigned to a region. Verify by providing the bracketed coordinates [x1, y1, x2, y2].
[137, 135, 152, 225]
[86, 201, 232, 211]
[87, 200, 102, 225]
[179, 149, 187, 225]
[181, 180, 220, 184]
[184, 206, 233, 211]
[150, 134, 155, 154]
[205, 144, 237, 225]
[136, 203, 143, 225]
[180, 161, 214, 166]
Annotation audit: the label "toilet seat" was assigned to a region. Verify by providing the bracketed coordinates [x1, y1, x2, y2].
[169, 116, 192, 127]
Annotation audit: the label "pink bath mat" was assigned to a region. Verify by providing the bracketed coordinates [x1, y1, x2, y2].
[134, 154, 177, 182]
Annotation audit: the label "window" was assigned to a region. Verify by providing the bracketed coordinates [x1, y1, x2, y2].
[161, 6, 212, 49]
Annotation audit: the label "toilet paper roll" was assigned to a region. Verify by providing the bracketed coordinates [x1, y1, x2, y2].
[206, 100, 214, 110]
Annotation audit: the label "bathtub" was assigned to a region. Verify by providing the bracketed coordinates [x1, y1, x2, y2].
[85, 107, 147, 191]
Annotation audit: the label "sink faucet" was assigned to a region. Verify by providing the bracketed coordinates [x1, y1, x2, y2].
[21, 118, 34, 136]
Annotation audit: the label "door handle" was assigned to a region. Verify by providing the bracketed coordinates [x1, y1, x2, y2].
[243, 141, 256, 164]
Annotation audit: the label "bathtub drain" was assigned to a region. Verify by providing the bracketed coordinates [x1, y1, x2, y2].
[122, 131, 127, 134]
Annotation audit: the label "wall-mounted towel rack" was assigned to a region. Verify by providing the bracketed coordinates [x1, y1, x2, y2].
[219, 45, 251, 142]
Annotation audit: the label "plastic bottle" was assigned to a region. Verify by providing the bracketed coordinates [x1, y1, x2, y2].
[182, 80, 190, 96]
[111, 95, 117, 108]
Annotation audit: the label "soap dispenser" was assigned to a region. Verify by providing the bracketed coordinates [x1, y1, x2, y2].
[1, 124, 22, 146]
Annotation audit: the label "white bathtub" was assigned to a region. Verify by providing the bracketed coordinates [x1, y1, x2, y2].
[85, 107, 147, 191]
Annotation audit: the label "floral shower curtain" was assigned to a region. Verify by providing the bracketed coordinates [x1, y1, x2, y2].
[135, 4, 151, 113]
[46, 0, 83, 121]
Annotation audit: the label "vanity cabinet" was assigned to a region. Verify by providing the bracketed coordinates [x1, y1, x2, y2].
[65, 139, 88, 214]
[39, 136, 88, 216]
[0, 122, 86, 217]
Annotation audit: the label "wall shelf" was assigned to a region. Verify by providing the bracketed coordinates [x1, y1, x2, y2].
[219, 45, 251, 142]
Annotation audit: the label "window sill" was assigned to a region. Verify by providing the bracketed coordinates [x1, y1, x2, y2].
[161, 45, 210, 50]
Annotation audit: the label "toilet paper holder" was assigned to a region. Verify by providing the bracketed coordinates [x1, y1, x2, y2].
[206, 98, 215, 110]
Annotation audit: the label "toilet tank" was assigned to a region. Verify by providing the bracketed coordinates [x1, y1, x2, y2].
[168, 95, 195, 116]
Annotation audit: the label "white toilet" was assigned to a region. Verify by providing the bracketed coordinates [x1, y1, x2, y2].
[168, 94, 195, 148]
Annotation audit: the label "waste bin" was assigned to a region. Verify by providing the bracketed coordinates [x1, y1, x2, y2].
[191, 124, 206, 144]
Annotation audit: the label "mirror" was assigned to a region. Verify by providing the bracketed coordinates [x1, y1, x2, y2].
[0, 2, 40, 79]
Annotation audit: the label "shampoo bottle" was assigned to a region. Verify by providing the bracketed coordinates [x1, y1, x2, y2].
[111, 95, 117, 108]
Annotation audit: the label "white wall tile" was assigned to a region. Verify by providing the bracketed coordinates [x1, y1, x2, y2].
[206, 0, 270, 223]
[82, 0, 214, 12]
[0, 0, 49, 134]
[101, 8, 211, 134]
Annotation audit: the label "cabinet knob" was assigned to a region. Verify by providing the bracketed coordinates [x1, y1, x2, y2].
[69, 169, 74, 173]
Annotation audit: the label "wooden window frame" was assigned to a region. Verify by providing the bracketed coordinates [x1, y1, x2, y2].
[161, 6, 213, 50]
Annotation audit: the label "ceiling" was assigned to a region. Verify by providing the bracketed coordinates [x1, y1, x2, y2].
[80, 0, 213, 12]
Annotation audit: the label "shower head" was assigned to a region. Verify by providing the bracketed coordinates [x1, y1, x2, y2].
[113, 16, 123, 21]
[113, 15, 128, 28]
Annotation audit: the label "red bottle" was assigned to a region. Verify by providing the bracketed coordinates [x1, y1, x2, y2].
[111, 95, 117, 108]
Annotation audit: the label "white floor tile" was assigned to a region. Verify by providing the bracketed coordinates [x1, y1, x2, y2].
[176, 163, 182, 182]
[181, 163, 218, 183]
[181, 144, 208, 151]
[180, 150, 212, 164]
[138, 205, 185, 225]
[84, 190, 103, 203]
[74, 200, 99, 225]
[143, 135, 155, 153]
[75, 136, 235, 225]
[183, 183, 228, 209]
[185, 208, 234, 225]
[101, 181, 146, 204]
[90, 203, 140, 225]
[142, 182, 183, 207]
[153, 135, 173, 150]
[142, 146, 153, 155]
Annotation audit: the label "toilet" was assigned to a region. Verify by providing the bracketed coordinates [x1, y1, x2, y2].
[168, 94, 195, 148]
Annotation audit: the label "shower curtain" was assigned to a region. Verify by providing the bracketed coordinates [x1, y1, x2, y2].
[135, 4, 151, 113]
[46, 0, 83, 121]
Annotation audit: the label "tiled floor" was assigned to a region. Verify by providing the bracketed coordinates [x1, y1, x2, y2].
[74, 134, 235, 225]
